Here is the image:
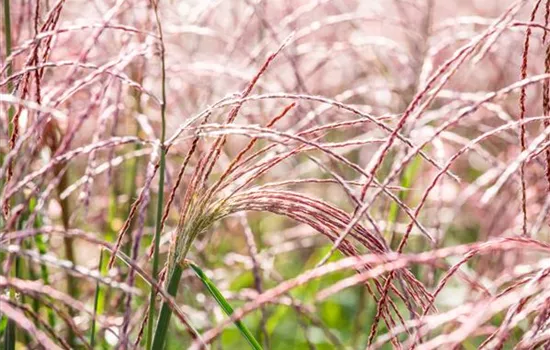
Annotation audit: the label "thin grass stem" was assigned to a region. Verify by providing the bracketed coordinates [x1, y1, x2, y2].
[146, 3, 168, 349]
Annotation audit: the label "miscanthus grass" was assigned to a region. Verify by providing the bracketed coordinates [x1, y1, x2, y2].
[3, 0, 550, 349]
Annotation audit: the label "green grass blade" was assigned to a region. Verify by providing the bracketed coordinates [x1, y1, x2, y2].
[188, 262, 263, 350]
[3, 0, 12, 92]
[27, 197, 56, 328]
[90, 248, 108, 348]
[3, 319, 15, 350]
[385, 154, 422, 247]
[146, 148, 166, 350]
[151, 264, 183, 350]
[3, 0, 15, 347]
[146, 3, 167, 349]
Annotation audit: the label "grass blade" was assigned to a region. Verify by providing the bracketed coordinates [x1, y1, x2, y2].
[90, 248, 108, 348]
[188, 262, 263, 350]
[151, 264, 183, 350]
[385, 154, 422, 248]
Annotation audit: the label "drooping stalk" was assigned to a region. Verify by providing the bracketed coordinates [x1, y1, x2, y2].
[146, 3, 168, 349]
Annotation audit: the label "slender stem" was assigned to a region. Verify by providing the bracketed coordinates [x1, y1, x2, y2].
[3, 0, 12, 88]
[30, 197, 56, 328]
[0, 0, 12, 208]
[57, 169, 78, 347]
[4, 269, 16, 350]
[146, 150, 166, 349]
[3, 0, 15, 348]
[34, 233, 56, 327]
[146, 3, 167, 349]
[123, 91, 143, 254]
[2, 0, 13, 141]
[151, 265, 183, 350]
[90, 248, 107, 348]
[384, 154, 422, 248]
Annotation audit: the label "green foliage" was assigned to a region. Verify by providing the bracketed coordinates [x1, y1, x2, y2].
[189, 262, 263, 350]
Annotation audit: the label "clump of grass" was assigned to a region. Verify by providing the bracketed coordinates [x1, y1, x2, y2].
[4, 0, 550, 349]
